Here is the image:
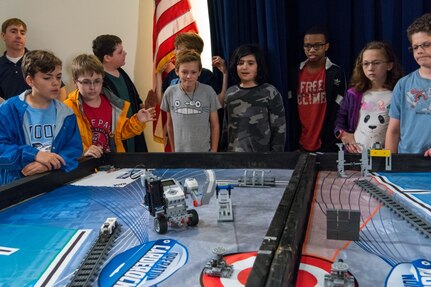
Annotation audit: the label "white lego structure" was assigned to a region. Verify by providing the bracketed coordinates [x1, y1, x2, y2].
[238, 170, 275, 187]
[183, 170, 217, 207]
[99, 217, 118, 242]
[184, 178, 200, 207]
[216, 184, 234, 222]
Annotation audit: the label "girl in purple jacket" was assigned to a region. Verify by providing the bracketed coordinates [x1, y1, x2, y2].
[334, 42, 402, 153]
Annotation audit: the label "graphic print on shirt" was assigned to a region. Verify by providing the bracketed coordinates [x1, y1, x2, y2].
[297, 79, 327, 105]
[297, 67, 327, 151]
[82, 95, 113, 152]
[172, 98, 207, 115]
[30, 124, 55, 152]
[90, 119, 111, 152]
[27, 102, 56, 152]
[406, 88, 431, 114]
[354, 92, 391, 149]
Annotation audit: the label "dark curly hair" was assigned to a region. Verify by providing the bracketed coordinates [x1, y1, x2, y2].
[407, 13, 431, 42]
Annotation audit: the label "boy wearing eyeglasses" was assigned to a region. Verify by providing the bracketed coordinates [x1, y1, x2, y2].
[0, 50, 82, 184]
[288, 26, 346, 152]
[386, 13, 431, 155]
[64, 54, 156, 158]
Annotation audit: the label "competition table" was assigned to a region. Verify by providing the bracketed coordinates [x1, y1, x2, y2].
[1, 152, 430, 287]
[0, 153, 299, 287]
[294, 153, 431, 287]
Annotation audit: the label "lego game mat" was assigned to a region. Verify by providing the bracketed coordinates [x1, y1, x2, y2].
[0, 168, 292, 287]
[297, 170, 431, 287]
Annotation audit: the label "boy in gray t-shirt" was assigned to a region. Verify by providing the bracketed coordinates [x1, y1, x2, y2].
[161, 50, 221, 152]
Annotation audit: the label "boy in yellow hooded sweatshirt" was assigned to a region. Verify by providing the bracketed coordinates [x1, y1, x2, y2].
[64, 54, 155, 158]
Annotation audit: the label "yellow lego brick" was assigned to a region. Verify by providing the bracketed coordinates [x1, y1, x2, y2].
[370, 149, 391, 157]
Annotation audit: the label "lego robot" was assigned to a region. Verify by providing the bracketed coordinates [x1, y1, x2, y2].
[203, 247, 233, 278]
[324, 259, 355, 287]
[141, 173, 199, 234]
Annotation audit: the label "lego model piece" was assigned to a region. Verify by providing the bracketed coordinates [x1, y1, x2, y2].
[141, 172, 199, 234]
[99, 217, 118, 242]
[130, 169, 144, 179]
[184, 177, 200, 207]
[327, 209, 360, 241]
[68, 218, 120, 286]
[336, 143, 347, 178]
[201, 170, 217, 205]
[183, 170, 217, 207]
[324, 259, 355, 287]
[336, 143, 368, 177]
[203, 247, 234, 278]
[369, 142, 392, 171]
[238, 169, 275, 187]
[336, 142, 391, 177]
[216, 184, 234, 222]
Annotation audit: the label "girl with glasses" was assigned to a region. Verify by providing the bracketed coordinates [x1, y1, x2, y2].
[334, 41, 403, 153]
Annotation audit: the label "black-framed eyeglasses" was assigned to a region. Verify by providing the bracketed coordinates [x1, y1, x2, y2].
[408, 41, 431, 52]
[361, 60, 388, 68]
[303, 43, 327, 50]
[76, 78, 103, 87]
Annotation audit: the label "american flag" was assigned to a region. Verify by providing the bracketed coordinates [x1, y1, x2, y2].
[152, 0, 199, 147]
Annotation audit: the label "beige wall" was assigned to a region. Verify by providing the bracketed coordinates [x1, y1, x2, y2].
[0, 0, 162, 150]
[0, 0, 210, 152]
[0, 0, 142, 91]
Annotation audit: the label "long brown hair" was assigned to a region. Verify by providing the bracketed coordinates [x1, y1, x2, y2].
[350, 41, 403, 93]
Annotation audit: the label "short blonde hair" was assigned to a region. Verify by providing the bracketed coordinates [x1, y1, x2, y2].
[175, 49, 202, 71]
[71, 54, 105, 80]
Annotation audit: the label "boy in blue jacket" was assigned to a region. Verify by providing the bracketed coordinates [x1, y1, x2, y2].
[0, 50, 82, 185]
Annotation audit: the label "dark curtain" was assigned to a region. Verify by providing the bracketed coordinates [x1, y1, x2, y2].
[208, 0, 289, 95]
[207, 0, 431, 149]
